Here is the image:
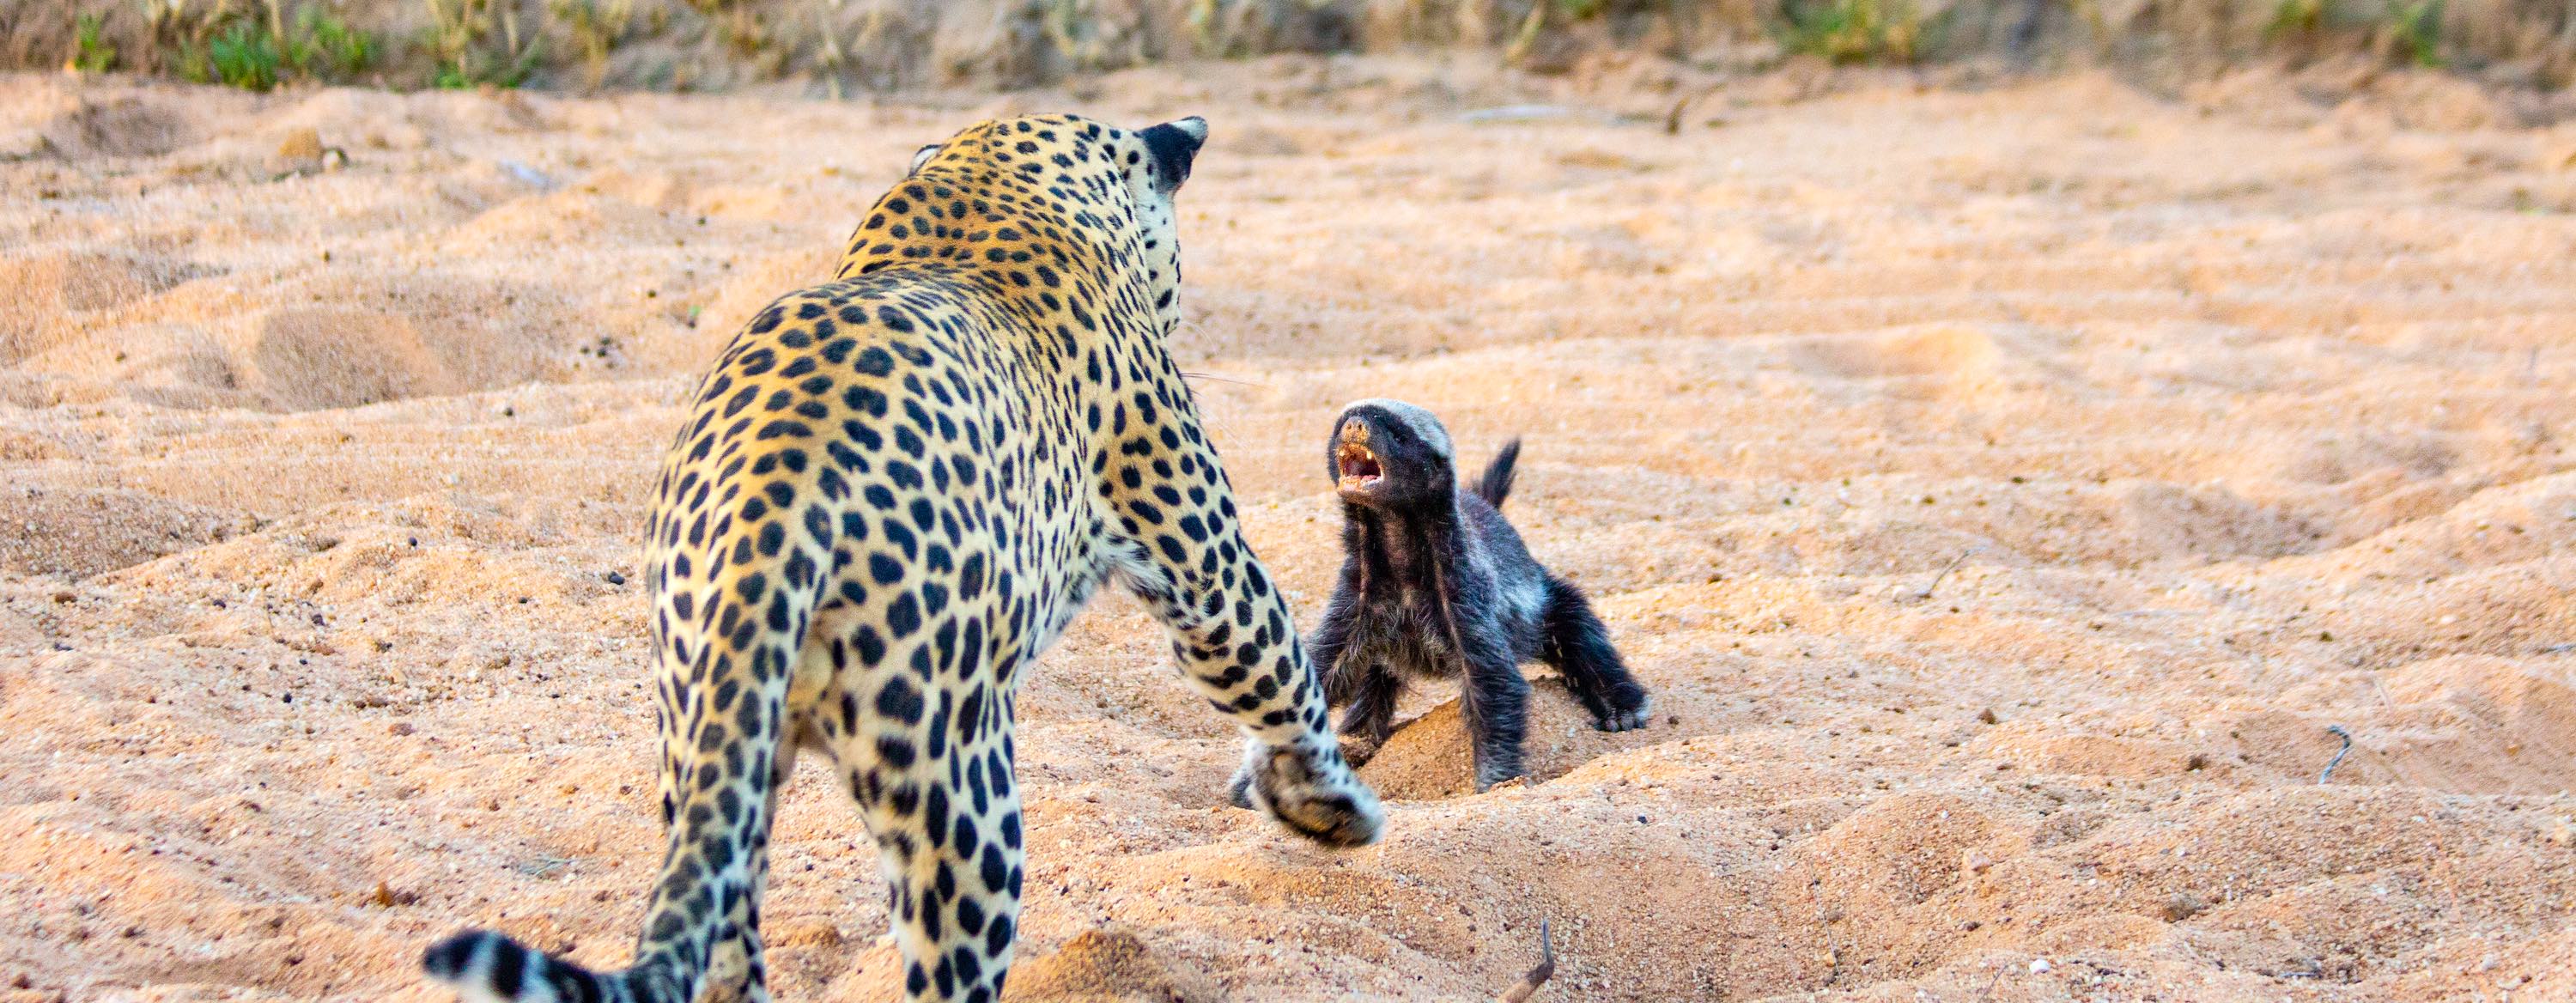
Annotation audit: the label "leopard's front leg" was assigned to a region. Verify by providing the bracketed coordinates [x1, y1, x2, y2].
[1104, 460, 1382, 847]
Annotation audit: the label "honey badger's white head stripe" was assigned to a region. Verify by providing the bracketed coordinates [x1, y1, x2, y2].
[1336, 398, 1453, 460]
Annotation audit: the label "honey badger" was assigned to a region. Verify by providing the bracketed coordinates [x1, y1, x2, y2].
[1298, 399, 1650, 792]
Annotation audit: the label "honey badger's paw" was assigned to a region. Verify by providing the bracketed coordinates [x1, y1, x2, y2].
[1228, 736, 1383, 846]
[1599, 688, 1653, 732]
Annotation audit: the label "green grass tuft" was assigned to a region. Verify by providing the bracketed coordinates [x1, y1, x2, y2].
[72, 12, 120, 73]
[1777, 0, 1941, 64]
[73, 12, 119, 73]
[161, 2, 375, 90]
[2265, 0, 2327, 39]
[290, 4, 376, 77]
[202, 19, 283, 89]
[2386, 0, 2442, 68]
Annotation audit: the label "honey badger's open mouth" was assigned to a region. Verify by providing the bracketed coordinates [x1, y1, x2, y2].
[1336, 441, 1382, 491]
[1335, 421, 1382, 493]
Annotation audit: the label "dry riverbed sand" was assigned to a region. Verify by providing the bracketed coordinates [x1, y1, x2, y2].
[3, 56, 2574, 1002]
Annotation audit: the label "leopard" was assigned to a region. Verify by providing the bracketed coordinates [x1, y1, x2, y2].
[421, 112, 1383, 1003]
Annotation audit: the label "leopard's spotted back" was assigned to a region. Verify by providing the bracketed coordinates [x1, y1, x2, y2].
[423, 114, 1382, 1003]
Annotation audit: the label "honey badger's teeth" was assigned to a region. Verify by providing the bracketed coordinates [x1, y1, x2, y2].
[1335, 442, 1382, 489]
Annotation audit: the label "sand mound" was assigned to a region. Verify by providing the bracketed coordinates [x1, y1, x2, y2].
[1356, 676, 1648, 800]
[0, 251, 210, 364]
[1965, 721, 2209, 781]
[1791, 325, 2002, 382]
[235, 281, 574, 410]
[2360, 655, 2576, 793]
[250, 309, 468, 409]
[0, 485, 252, 579]
[1002, 927, 1224, 1003]
[2109, 480, 2325, 563]
[18, 323, 246, 409]
[35, 94, 192, 160]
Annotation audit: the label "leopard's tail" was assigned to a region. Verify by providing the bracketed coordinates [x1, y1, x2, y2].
[1475, 437, 1522, 509]
[426, 563, 799, 1003]
[422, 929, 683, 1003]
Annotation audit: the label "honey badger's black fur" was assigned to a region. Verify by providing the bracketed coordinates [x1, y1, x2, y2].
[1303, 399, 1651, 791]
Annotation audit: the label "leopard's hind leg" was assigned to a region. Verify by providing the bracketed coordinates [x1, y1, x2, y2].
[817, 588, 1024, 1003]
[693, 730, 801, 1003]
[702, 675, 838, 1003]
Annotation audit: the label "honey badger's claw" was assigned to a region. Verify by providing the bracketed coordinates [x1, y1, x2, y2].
[1596, 695, 1652, 732]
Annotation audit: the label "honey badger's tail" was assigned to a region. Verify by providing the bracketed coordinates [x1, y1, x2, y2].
[1476, 438, 1522, 508]
[422, 929, 685, 1003]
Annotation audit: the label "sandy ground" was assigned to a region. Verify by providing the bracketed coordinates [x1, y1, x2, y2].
[4, 56, 2576, 1002]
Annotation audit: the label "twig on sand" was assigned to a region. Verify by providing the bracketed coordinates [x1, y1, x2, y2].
[1663, 85, 1722, 135]
[2318, 725, 2354, 784]
[1498, 920, 1556, 1003]
[1906, 549, 1976, 603]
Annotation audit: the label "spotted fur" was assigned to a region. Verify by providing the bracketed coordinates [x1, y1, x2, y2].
[424, 112, 1382, 1003]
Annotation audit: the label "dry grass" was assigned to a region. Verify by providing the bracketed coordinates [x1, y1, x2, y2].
[3, 0, 2571, 92]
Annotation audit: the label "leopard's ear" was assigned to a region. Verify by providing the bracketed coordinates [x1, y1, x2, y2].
[1137, 116, 1206, 192]
[907, 143, 942, 175]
